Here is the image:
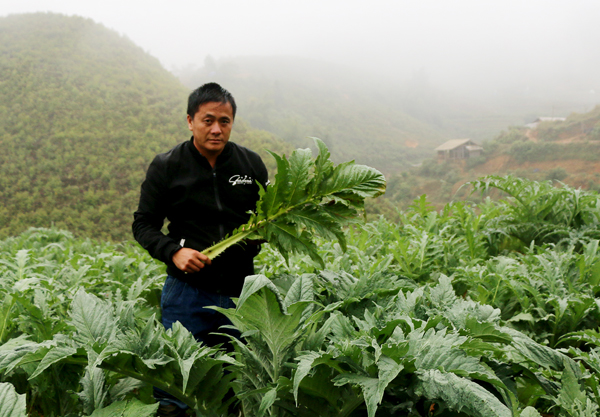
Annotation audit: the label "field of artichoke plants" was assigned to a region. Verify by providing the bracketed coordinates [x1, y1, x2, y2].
[2, 168, 600, 416]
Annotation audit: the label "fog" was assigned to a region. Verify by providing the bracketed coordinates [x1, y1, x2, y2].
[3, 0, 600, 114]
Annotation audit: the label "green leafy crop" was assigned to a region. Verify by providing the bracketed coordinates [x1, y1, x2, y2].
[2, 175, 600, 416]
[202, 138, 387, 268]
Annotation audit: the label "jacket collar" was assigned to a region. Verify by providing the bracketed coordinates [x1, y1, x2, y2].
[187, 136, 233, 168]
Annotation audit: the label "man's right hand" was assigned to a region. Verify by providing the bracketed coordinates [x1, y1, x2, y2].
[172, 248, 211, 273]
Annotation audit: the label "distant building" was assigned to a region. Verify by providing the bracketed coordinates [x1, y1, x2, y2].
[434, 139, 483, 161]
[525, 117, 566, 129]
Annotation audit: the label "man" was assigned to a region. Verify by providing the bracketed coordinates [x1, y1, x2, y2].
[132, 83, 268, 415]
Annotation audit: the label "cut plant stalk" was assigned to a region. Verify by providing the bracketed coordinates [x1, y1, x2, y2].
[201, 138, 387, 267]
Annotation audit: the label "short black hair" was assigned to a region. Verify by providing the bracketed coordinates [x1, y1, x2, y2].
[187, 82, 237, 119]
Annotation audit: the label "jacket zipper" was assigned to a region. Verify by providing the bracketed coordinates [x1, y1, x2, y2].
[213, 170, 225, 239]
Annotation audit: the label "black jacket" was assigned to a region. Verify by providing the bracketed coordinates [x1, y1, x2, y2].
[132, 138, 268, 295]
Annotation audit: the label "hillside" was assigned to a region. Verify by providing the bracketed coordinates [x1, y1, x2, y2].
[174, 56, 589, 176]
[466, 106, 600, 191]
[0, 13, 292, 241]
[175, 56, 449, 174]
[372, 105, 600, 215]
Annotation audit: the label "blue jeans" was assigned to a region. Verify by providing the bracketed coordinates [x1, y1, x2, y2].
[155, 275, 240, 408]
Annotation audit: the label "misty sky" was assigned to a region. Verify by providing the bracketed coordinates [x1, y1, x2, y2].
[2, 0, 599, 99]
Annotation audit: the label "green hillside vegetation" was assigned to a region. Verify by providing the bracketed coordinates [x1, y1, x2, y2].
[491, 107, 600, 165]
[176, 56, 449, 174]
[534, 106, 600, 142]
[0, 13, 292, 241]
[3, 13, 596, 243]
[370, 105, 600, 215]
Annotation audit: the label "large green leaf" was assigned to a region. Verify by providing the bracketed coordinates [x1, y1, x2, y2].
[414, 369, 512, 417]
[293, 351, 346, 405]
[69, 289, 117, 345]
[164, 321, 236, 398]
[284, 148, 313, 205]
[283, 274, 314, 309]
[556, 362, 586, 407]
[409, 328, 500, 383]
[294, 334, 404, 417]
[257, 386, 278, 417]
[88, 399, 159, 417]
[462, 318, 513, 344]
[504, 328, 570, 370]
[106, 315, 171, 370]
[79, 366, 108, 415]
[428, 275, 458, 311]
[202, 138, 386, 265]
[332, 374, 379, 417]
[213, 277, 312, 416]
[334, 355, 403, 417]
[0, 335, 46, 373]
[236, 275, 284, 314]
[519, 407, 542, 417]
[551, 361, 599, 416]
[215, 278, 305, 373]
[108, 378, 146, 402]
[0, 382, 26, 417]
[29, 344, 78, 379]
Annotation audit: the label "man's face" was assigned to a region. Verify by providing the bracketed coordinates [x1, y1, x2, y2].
[187, 101, 234, 158]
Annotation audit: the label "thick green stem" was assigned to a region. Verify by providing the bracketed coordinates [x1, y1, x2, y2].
[0, 296, 16, 343]
[202, 228, 256, 260]
[550, 310, 563, 348]
[491, 275, 502, 306]
[337, 393, 365, 417]
[101, 362, 200, 411]
[66, 356, 203, 413]
[200, 194, 323, 260]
